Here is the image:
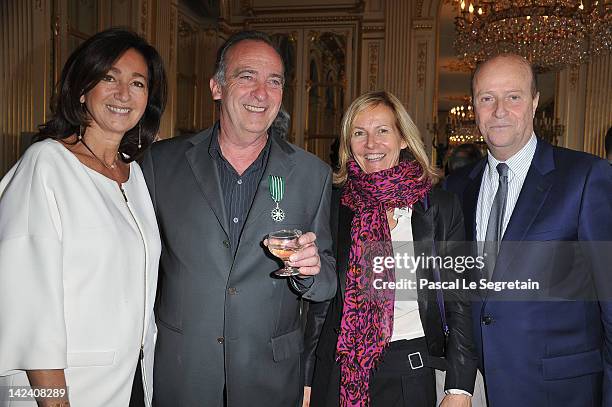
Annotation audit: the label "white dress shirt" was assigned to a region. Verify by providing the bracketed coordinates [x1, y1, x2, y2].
[476, 134, 537, 242]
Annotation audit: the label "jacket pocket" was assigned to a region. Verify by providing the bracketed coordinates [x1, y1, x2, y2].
[526, 227, 575, 240]
[157, 316, 183, 334]
[271, 327, 304, 362]
[67, 351, 115, 367]
[542, 348, 603, 380]
[156, 264, 184, 332]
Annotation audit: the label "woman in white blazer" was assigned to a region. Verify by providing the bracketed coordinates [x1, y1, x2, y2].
[0, 28, 167, 407]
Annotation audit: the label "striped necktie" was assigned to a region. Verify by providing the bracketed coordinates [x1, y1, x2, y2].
[484, 163, 509, 279]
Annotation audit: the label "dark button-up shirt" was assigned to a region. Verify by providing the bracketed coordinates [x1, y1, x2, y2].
[209, 131, 271, 253]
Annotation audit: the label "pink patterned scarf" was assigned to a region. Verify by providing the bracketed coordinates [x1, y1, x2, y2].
[337, 159, 431, 406]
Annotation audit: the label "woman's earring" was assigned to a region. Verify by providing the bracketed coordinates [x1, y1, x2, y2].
[138, 123, 142, 149]
[78, 125, 83, 140]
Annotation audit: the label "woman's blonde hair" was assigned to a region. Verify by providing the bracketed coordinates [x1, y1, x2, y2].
[333, 90, 441, 185]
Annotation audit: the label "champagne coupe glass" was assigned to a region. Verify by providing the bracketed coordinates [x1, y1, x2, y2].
[267, 229, 302, 277]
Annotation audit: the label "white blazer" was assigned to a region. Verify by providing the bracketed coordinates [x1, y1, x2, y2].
[0, 140, 160, 406]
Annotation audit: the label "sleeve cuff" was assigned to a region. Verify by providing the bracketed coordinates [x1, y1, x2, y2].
[445, 389, 472, 397]
[289, 276, 314, 294]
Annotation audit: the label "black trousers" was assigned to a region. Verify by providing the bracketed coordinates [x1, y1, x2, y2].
[370, 338, 437, 407]
[311, 337, 438, 407]
[129, 358, 144, 407]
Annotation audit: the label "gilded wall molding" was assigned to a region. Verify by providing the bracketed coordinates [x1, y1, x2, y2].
[1, 0, 45, 173]
[368, 43, 380, 91]
[383, 0, 411, 105]
[218, 21, 236, 36]
[178, 15, 196, 37]
[140, 0, 148, 37]
[240, 0, 255, 16]
[243, 0, 365, 15]
[570, 66, 579, 87]
[417, 42, 427, 90]
[240, 0, 252, 13]
[416, 0, 425, 17]
[419, 0, 443, 18]
[169, 6, 176, 63]
[363, 25, 384, 32]
[245, 15, 360, 25]
[412, 19, 434, 30]
[440, 60, 472, 73]
[583, 55, 612, 157]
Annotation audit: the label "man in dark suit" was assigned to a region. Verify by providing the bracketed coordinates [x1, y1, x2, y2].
[141, 31, 336, 407]
[445, 54, 612, 406]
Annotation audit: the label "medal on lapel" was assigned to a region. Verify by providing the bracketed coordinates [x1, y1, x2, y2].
[269, 175, 285, 222]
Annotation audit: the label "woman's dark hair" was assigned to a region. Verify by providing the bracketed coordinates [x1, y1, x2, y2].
[37, 27, 167, 162]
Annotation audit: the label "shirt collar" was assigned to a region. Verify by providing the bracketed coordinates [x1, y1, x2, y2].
[208, 124, 222, 159]
[486, 133, 537, 181]
[209, 127, 271, 173]
[392, 207, 412, 221]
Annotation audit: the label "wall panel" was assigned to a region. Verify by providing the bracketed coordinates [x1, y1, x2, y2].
[0, 0, 51, 174]
[154, 0, 178, 139]
[584, 54, 612, 158]
[383, 0, 411, 106]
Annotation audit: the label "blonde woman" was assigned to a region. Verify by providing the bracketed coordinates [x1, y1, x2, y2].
[306, 91, 477, 407]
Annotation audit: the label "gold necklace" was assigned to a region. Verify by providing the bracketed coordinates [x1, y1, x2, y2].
[79, 137, 119, 169]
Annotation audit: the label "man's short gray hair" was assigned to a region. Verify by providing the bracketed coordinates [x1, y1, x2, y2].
[213, 30, 284, 86]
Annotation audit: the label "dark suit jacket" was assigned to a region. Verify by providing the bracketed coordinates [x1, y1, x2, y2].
[306, 187, 478, 405]
[445, 138, 612, 407]
[141, 124, 336, 407]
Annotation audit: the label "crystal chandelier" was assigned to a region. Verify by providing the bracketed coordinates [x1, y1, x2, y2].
[452, 0, 612, 72]
[449, 98, 475, 124]
[447, 97, 484, 145]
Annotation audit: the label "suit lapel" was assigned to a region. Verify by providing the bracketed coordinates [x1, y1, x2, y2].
[500, 140, 555, 242]
[185, 124, 230, 237]
[411, 200, 434, 244]
[411, 200, 435, 333]
[489, 140, 555, 285]
[244, 135, 295, 228]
